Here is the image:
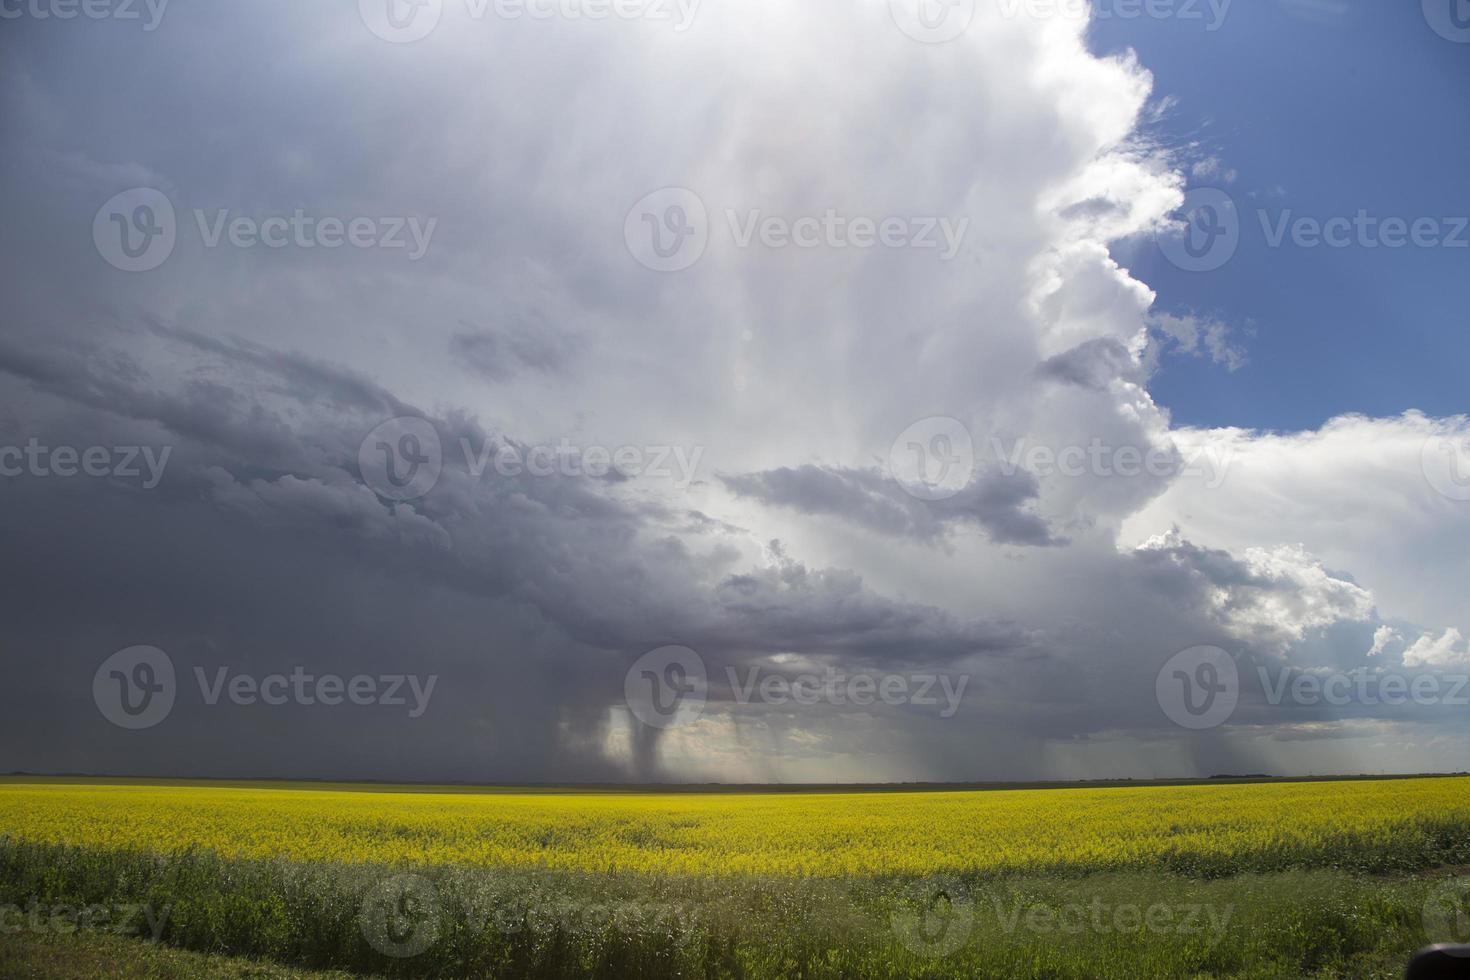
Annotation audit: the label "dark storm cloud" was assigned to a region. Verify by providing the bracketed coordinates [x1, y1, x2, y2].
[720, 464, 1061, 547]
[0, 321, 1426, 782]
[0, 325, 1459, 782]
[4, 0, 1464, 785]
[0, 326, 1030, 781]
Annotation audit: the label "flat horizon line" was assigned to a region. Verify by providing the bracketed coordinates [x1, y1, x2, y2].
[4, 770, 1467, 795]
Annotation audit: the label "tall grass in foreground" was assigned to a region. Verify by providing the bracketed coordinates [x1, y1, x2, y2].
[0, 838, 1456, 979]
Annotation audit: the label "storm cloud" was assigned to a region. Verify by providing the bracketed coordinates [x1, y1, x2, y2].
[1, 0, 1467, 784]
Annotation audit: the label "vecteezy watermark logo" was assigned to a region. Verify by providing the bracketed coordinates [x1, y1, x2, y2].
[891, 874, 974, 958]
[1156, 645, 1239, 730]
[360, 417, 444, 502]
[359, 0, 443, 42]
[624, 645, 707, 729]
[1423, 433, 1470, 502]
[1424, 0, 1470, 42]
[93, 646, 176, 730]
[1423, 878, 1470, 950]
[93, 188, 176, 273]
[359, 874, 440, 959]
[1158, 187, 1240, 273]
[888, 0, 975, 43]
[0, 0, 169, 30]
[889, 417, 975, 502]
[625, 188, 709, 273]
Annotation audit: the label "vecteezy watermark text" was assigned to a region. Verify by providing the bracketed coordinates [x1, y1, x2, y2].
[1259, 667, 1470, 708]
[988, 895, 1234, 941]
[195, 666, 437, 717]
[0, 900, 171, 942]
[724, 210, 969, 260]
[358, 873, 704, 960]
[997, 0, 1232, 30]
[622, 645, 970, 729]
[193, 210, 436, 260]
[726, 665, 969, 719]
[885, 417, 1231, 505]
[1257, 210, 1470, 251]
[461, 437, 703, 487]
[93, 188, 438, 272]
[1159, 187, 1469, 272]
[358, 0, 701, 44]
[1156, 643, 1470, 731]
[0, 440, 171, 488]
[890, 876, 1233, 959]
[889, 0, 1229, 44]
[991, 436, 1232, 488]
[359, 416, 705, 503]
[0, 0, 168, 29]
[625, 188, 971, 273]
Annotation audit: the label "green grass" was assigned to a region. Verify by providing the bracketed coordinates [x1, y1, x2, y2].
[0, 837, 1457, 978]
[0, 929, 355, 979]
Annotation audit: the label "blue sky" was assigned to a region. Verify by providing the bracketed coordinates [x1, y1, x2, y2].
[1096, 0, 1470, 432]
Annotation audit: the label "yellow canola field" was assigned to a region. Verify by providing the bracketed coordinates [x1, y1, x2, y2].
[2, 777, 1468, 878]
